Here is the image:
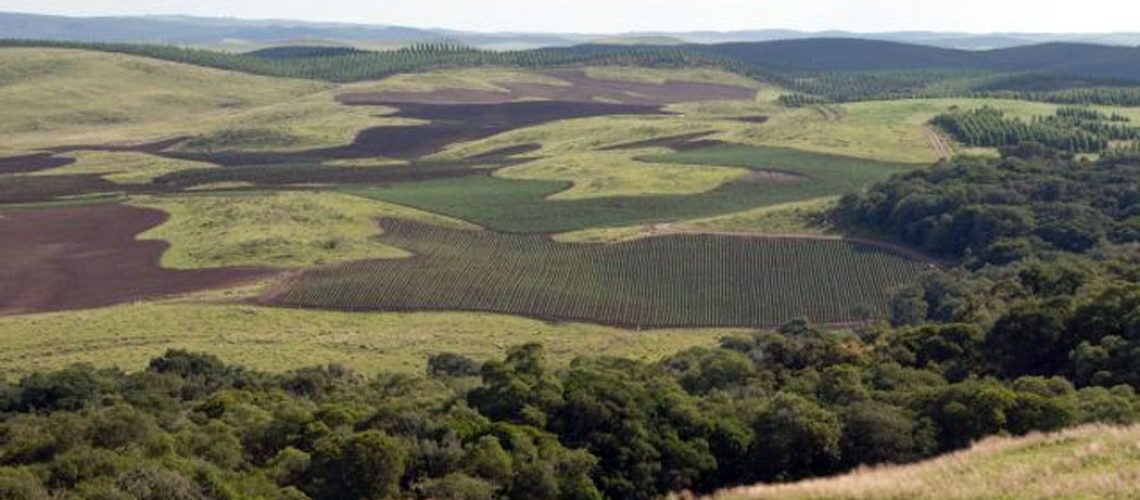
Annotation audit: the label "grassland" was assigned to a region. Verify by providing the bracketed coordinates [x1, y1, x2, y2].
[582, 66, 763, 88]
[339, 67, 572, 93]
[173, 95, 424, 153]
[130, 191, 474, 269]
[496, 150, 751, 200]
[556, 197, 838, 243]
[279, 219, 930, 327]
[433, 114, 721, 159]
[0, 48, 424, 156]
[352, 145, 913, 233]
[0, 301, 729, 379]
[26, 151, 217, 183]
[434, 95, 1098, 166]
[713, 424, 1140, 500]
[0, 47, 327, 153]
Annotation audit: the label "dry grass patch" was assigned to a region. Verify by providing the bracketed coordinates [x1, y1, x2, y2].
[555, 197, 837, 243]
[26, 151, 216, 184]
[340, 68, 571, 94]
[176, 92, 425, 153]
[582, 66, 762, 88]
[130, 191, 475, 269]
[0, 302, 730, 378]
[713, 424, 1140, 500]
[0, 47, 327, 153]
[496, 150, 750, 200]
[434, 114, 726, 159]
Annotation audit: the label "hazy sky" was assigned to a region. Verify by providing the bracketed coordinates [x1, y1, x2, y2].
[5, 0, 1139, 33]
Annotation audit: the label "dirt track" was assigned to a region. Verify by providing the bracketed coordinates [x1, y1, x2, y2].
[924, 126, 953, 160]
[0, 204, 275, 316]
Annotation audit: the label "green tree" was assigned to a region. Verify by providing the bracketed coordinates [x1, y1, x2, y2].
[307, 431, 406, 500]
[750, 392, 842, 481]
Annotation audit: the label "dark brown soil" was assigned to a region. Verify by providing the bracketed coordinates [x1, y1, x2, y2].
[170, 100, 664, 165]
[336, 70, 758, 106]
[0, 154, 76, 174]
[732, 115, 770, 124]
[0, 204, 275, 316]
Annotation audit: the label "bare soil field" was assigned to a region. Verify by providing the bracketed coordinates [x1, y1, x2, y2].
[337, 70, 757, 106]
[0, 204, 274, 315]
[0, 153, 76, 174]
[170, 100, 664, 165]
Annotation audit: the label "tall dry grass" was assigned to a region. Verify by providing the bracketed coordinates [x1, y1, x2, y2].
[711, 424, 1140, 499]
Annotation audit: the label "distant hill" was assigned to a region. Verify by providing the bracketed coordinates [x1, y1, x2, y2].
[0, 12, 582, 50]
[3, 11, 1140, 51]
[591, 35, 687, 46]
[703, 38, 1140, 81]
[713, 424, 1140, 499]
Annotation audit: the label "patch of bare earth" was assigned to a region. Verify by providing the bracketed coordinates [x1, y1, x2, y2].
[0, 204, 275, 316]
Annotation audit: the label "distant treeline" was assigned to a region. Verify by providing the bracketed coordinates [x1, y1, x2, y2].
[0, 39, 736, 82]
[6, 39, 1140, 107]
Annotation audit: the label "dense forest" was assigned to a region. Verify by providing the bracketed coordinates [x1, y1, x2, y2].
[3, 146, 1140, 499]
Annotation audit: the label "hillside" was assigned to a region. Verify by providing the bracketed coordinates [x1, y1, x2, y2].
[704, 38, 1140, 81]
[0, 47, 329, 152]
[713, 424, 1140, 499]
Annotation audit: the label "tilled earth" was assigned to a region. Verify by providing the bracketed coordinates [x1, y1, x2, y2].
[0, 204, 275, 315]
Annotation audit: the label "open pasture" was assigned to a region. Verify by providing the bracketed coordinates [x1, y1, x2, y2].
[0, 302, 730, 378]
[337, 68, 759, 105]
[275, 219, 932, 327]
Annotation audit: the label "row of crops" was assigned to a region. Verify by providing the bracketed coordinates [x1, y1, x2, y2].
[278, 219, 932, 327]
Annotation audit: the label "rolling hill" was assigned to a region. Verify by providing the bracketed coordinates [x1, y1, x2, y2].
[5, 11, 1140, 51]
[705, 38, 1140, 81]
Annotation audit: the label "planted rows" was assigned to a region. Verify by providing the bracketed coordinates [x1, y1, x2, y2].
[278, 219, 930, 327]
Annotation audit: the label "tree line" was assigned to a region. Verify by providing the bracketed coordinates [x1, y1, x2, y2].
[930, 107, 1140, 153]
[0, 39, 736, 83]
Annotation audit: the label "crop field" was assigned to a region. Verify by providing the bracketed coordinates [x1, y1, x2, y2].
[555, 197, 839, 244]
[0, 204, 273, 315]
[276, 219, 932, 327]
[350, 144, 913, 233]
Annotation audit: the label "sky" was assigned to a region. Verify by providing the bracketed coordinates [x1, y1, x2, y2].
[4, 0, 1139, 34]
